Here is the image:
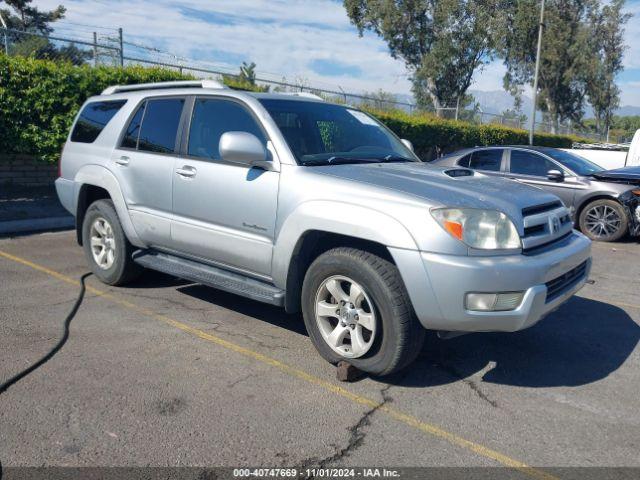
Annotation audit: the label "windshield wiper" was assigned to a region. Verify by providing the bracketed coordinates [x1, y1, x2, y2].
[381, 155, 415, 163]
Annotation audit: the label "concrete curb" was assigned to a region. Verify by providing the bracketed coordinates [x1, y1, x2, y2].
[0, 216, 74, 235]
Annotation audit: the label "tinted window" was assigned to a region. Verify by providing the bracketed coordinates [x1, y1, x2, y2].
[458, 154, 471, 168]
[510, 150, 557, 177]
[188, 98, 266, 160]
[120, 102, 146, 149]
[138, 98, 185, 154]
[70, 100, 126, 143]
[469, 149, 502, 171]
[259, 99, 415, 165]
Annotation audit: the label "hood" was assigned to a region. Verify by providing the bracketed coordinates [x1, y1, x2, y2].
[310, 162, 561, 220]
[592, 166, 640, 185]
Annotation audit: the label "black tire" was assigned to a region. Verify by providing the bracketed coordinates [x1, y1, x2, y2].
[578, 199, 628, 242]
[301, 247, 425, 376]
[82, 199, 142, 285]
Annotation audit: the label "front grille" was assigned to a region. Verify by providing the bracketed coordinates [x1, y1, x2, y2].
[522, 201, 563, 217]
[545, 261, 588, 303]
[521, 202, 573, 253]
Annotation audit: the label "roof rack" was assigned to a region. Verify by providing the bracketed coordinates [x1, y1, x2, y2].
[280, 92, 325, 101]
[101, 80, 225, 95]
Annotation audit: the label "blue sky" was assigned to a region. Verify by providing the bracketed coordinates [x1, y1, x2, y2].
[34, 0, 640, 107]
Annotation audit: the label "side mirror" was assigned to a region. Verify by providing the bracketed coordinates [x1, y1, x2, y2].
[401, 138, 414, 153]
[219, 131, 274, 170]
[547, 169, 565, 182]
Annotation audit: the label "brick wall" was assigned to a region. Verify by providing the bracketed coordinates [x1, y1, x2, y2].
[0, 155, 58, 187]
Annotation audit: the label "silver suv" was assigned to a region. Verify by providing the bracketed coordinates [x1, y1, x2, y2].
[56, 80, 592, 375]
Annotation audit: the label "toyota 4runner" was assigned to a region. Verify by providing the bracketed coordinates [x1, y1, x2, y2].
[56, 80, 592, 375]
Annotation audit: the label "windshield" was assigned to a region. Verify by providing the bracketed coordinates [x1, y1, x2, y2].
[258, 99, 417, 166]
[544, 149, 604, 176]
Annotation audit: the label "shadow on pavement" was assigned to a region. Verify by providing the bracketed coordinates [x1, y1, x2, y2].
[385, 296, 639, 388]
[125, 271, 639, 389]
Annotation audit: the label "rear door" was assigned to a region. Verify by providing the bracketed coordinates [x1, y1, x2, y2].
[111, 96, 187, 247]
[460, 148, 506, 177]
[506, 149, 578, 208]
[169, 96, 279, 277]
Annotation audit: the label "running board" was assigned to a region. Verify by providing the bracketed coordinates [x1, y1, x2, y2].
[132, 250, 285, 307]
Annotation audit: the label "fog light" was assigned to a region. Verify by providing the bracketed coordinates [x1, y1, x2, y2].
[465, 292, 525, 312]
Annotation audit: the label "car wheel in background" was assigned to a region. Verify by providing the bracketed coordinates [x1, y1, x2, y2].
[579, 199, 628, 242]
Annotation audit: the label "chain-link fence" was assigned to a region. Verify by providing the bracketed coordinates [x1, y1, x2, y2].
[0, 25, 606, 141]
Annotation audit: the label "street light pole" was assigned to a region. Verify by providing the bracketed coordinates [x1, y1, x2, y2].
[0, 12, 9, 56]
[529, 0, 545, 145]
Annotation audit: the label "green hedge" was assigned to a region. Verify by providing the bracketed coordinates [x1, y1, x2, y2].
[0, 55, 585, 163]
[366, 109, 586, 160]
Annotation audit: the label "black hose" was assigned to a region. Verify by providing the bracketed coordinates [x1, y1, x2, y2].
[0, 273, 92, 395]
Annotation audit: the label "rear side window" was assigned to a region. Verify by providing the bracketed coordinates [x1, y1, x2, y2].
[121, 102, 146, 149]
[70, 100, 126, 143]
[458, 154, 471, 168]
[188, 98, 266, 160]
[469, 149, 503, 172]
[138, 98, 185, 154]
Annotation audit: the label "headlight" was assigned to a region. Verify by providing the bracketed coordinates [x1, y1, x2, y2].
[431, 208, 521, 250]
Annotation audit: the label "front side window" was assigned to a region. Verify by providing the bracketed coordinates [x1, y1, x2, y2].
[71, 100, 126, 143]
[188, 98, 266, 160]
[544, 149, 604, 176]
[469, 149, 503, 172]
[137, 98, 185, 154]
[258, 99, 416, 166]
[510, 150, 557, 177]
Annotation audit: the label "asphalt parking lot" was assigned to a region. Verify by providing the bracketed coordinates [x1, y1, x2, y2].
[1, 231, 639, 477]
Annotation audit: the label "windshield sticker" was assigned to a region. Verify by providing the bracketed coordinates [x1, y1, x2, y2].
[347, 109, 378, 126]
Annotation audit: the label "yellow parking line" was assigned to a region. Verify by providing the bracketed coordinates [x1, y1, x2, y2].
[0, 249, 557, 480]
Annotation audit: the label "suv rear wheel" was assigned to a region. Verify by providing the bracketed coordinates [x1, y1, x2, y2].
[301, 247, 425, 376]
[82, 199, 142, 285]
[579, 199, 628, 242]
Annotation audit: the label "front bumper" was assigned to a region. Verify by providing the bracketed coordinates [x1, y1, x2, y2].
[390, 231, 592, 333]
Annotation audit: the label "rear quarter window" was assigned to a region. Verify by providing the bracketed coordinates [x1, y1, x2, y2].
[70, 100, 127, 143]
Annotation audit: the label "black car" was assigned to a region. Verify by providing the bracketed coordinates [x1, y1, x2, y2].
[432, 146, 640, 242]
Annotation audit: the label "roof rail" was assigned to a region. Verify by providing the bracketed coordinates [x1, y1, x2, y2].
[101, 80, 225, 95]
[280, 92, 325, 101]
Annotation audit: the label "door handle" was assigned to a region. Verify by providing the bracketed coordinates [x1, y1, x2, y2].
[176, 166, 197, 178]
[115, 156, 130, 166]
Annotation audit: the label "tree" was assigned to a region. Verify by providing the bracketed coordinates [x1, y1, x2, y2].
[1, 0, 90, 65]
[344, 0, 502, 117]
[359, 89, 398, 111]
[0, 0, 65, 34]
[499, 0, 628, 134]
[584, 0, 630, 137]
[239, 61, 257, 85]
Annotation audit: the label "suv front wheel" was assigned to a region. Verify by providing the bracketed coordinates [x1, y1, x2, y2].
[301, 247, 425, 376]
[82, 199, 142, 285]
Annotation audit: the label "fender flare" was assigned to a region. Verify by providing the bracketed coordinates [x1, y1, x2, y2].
[271, 200, 418, 289]
[74, 164, 145, 248]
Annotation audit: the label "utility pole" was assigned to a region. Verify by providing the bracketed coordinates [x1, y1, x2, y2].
[118, 27, 124, 67]
[0, 12, 9, 56]
[93, 31, 98, 67]
[529, 0, 545, 146]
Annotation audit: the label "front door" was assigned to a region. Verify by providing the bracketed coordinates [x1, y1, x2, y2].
[170, 97, 279, 277]
[506, 149, 578, 209]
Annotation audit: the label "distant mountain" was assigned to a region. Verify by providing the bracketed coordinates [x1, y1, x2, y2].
[394, 89, 640, 119]
[615, 105, 640, 117]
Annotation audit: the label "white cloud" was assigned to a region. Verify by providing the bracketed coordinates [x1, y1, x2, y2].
[29, 0, 640, 106]
[34, 0, 412, 95]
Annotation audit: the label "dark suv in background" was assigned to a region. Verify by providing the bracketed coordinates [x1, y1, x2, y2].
[432, 146, 640, 242]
